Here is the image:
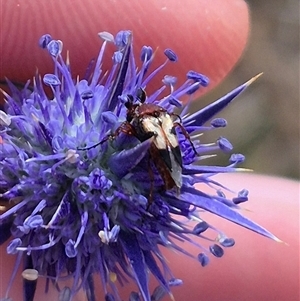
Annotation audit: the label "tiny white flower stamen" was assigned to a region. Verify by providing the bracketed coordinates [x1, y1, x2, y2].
[0, 110, 11, 126]
[98, 31, 115, 42]
[22, 269, 39, 281]
[65, 149, 79, 163]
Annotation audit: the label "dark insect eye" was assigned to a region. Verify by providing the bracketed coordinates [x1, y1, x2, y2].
[136, 88, 146, 103]
[125, 95, 134, 109]
[153, 111, 160, 118]
[126, 114, 133, 122]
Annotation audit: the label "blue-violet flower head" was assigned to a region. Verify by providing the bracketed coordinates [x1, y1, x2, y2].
[0, 31, 279, 301]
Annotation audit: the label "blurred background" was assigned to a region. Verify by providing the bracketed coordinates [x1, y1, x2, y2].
[194, 0, 299, 179]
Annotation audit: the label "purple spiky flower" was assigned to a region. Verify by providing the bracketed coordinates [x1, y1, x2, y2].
[0, 30, 279, 301]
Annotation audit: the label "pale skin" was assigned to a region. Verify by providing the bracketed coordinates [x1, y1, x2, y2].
[0, 1, 299, 300]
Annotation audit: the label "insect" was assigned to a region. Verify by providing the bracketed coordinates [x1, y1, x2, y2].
[80, 88, 197, 202]
[125, 89, 184, 193]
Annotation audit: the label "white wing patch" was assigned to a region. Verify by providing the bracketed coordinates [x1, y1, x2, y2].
[141, 115, 167, 149]
[141, 113, 182, 188]
[160, 113, 178, 148]
[141, 113, 178, 150]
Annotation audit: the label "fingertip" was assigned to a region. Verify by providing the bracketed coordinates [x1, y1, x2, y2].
[1, 0, 249, 98]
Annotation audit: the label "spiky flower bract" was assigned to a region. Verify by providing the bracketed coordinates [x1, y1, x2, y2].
[0, 31, 278, 301]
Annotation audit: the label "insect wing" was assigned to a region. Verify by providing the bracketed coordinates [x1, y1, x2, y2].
[160, 113, 182, 167]
[141, 115, 164, 144]
[142, 114, 182, 189]
[168, 146, 182, 189]
[158, 113, 182, 188]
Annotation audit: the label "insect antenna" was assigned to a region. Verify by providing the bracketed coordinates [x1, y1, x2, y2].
[77, 135, 111, 151]
[170, 112, 183, 123]
[173, 122, 198, 156]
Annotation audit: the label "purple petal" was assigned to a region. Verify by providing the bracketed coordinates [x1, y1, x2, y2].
[181, 186, 281, 242]
[107, 33, 132, 111]
[186, 82, 201, 95]
[217, 190, 226, 198]
[37, 121, 53, 146]
[183, 74, 262, 127]
[120, 231, 150, 301]
[168, 96, 182, 107]
[109, 138, 153, 178]
[101, 111, 118, 126]
[142, 250, 170, 295]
